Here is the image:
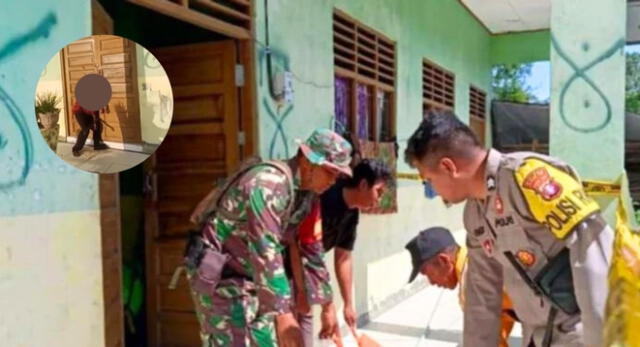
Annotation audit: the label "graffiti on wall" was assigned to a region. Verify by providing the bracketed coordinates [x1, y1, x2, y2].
[0, 12, 57, 191]
[258, 45, 295, 159]
[552, 34, 626, 133]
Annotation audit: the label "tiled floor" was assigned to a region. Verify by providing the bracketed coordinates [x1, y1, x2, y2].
[339, 286, 523, 347]
[56, 142, 150, 173]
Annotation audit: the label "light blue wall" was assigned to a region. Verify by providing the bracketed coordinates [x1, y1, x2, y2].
[0, 3, 106, 346]
[0, 0, 99, 216]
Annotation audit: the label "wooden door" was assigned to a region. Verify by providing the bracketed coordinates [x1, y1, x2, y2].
[63, 37, 99, 137]
[63, 35, 142, 144]
[91, 2, 125, 347]
[95, 35, 142, 144]
[145, 41, 240, 347]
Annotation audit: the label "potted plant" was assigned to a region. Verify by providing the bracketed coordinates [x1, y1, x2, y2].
[34, 92, 62, 151]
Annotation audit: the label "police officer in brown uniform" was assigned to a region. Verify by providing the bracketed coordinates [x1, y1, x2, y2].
[404, 111, 613, 347]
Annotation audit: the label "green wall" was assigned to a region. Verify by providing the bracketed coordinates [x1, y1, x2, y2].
[0, 1, 106, 346]
[491, 30, 551, 65]
[0, 0, 99, 216]
[549, 0, 627, 227]
[550, 1, 626, 181]
[254, 0, 493, 162]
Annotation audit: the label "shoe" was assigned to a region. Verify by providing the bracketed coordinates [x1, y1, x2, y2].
[72, 150, 81, 157]
[94, 143, 109, 150]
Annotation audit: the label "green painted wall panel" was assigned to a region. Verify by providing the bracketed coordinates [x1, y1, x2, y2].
[0, 2, 105, 346]
[550, 0, 626, 180]
[253, 0, 493, 162]
[0, 0, 98, 216]
[491, 30, 551, 65]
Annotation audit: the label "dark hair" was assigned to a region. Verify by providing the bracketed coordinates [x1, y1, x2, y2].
[344, 159, 392, 188]
[404, 110, 482, 168]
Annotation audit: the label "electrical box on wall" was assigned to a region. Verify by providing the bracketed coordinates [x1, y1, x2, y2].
[284, 71, 294, 104]
[272, 71, 294, 104]
[272, 71, 284, 97]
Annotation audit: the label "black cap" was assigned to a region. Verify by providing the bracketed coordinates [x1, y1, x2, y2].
[405, 227, 456, 283]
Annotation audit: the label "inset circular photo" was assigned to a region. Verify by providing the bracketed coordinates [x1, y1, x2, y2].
[34, 35, 173, 173]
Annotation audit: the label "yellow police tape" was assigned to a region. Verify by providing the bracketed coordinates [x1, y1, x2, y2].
[582, 179, 640, 347]
[397, 172, 421, 181]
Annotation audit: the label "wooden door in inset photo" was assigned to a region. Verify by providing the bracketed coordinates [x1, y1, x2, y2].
[63, 35, 141, 144]
[145, 40, 240, 347]
[96, 35, 142, 144]
[62, 37, 99, 138]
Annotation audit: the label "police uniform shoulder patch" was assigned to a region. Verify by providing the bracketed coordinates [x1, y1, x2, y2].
[514, 158, 600, 239]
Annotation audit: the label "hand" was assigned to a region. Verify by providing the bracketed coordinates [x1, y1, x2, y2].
[275, 313, 304, 347]
[343, 304, 357, 332]
[319, 302, 339, 340]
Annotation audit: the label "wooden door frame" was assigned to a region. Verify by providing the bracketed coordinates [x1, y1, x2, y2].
[99, 173, 124, 347]
[238, 0, 258, 158]
[237, 38, 258, 159]
[92, 2, 125, 347]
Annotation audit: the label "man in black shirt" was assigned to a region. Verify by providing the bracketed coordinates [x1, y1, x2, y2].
[320, 159, 392, 332]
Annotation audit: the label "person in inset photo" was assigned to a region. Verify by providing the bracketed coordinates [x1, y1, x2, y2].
[71, 100, 109, 156]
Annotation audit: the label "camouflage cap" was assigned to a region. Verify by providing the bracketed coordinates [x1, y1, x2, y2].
[297, 128, 353, 176]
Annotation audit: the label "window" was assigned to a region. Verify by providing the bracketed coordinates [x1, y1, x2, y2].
[469, 85, 487, 144]
[333, 9, 396, 143]
[423, 59, 455, 115]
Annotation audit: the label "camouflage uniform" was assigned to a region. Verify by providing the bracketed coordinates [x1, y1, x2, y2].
[188, 129, 352, 347]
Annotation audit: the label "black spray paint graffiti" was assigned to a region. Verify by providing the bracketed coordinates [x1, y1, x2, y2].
[552, 35, 626, 133]
[0, 12, 57, 191]
[262, 98, 293, 158]
[258, 45, 294, 158]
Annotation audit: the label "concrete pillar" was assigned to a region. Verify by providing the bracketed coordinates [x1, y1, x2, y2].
[550, 0, 626, 181]
[550, 0, 627, 221]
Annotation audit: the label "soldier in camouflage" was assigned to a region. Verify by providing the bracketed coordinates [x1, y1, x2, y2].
[188, 128, 353, 347]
